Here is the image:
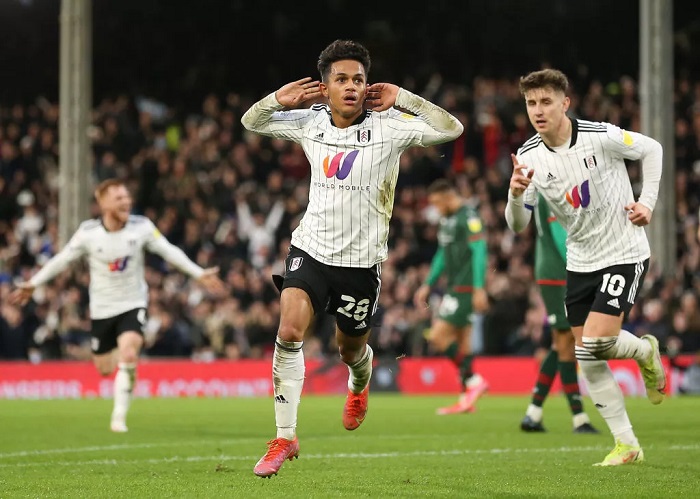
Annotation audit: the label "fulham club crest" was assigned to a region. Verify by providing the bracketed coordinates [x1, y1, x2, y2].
[289, 257, 303, 272]
[357, 129, 371, 144]
[582, 155, 597, 169]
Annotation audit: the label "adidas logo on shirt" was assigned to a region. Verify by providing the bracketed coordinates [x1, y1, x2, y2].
[274, 395, 288, 404]
[607, 298, 620, 308]
[546, 172, 556, 181]
[314, 132, 324, 140]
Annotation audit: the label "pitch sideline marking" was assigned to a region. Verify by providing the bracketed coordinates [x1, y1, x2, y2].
[0, 434, 464, 459]
[0, 446, 608, 468]
[7, 445, 700, 469]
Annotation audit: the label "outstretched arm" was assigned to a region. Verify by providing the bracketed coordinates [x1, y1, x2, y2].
[147, 234, 204, 279]
[9, 230, 86, 305]
[146, 229, 225, 295]
[365, 83, 463, 145]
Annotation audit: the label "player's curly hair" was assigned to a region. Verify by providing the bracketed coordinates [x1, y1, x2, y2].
[519, 69, 569, 96]
[317, 40, 371, 82]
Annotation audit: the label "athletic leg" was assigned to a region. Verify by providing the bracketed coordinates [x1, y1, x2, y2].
[568, 266, 645, 464]
[555, 329, 597, 433]
[521, 347, 558, 432]
[254, 287, 312, 477]
[337, 327, 373, 430]
[110, 331, 143, 432]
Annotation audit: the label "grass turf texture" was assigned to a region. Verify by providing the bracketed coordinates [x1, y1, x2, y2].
[0, 395, 698, 498]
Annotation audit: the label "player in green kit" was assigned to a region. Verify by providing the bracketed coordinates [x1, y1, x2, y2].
[415, 179, 489, 415]
[520, 193, 599, 433]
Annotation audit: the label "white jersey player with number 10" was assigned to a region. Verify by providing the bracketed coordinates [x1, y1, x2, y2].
[242, 39, 463, 478]
[505, 69, 666, 467]
[10, 179, 225, 433]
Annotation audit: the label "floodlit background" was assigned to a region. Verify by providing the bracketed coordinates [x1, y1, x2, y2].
[0, 0, 697, 391]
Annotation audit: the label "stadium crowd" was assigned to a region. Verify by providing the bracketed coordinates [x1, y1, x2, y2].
[0, 73, 699, 363]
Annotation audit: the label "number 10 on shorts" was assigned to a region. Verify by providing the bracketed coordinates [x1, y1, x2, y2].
[600, 273, 626, 296]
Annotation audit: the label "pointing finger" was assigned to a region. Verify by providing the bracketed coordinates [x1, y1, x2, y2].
[511, 154, 519, 168]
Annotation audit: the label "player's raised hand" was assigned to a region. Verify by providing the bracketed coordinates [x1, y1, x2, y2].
[197, 267, 226, 296]
[624, 202, 652, 226]
[509, 154, 534, 198]
[8, 282, 35, 306]
[275, 77, 321, 108]
[365, 83, 399, 111]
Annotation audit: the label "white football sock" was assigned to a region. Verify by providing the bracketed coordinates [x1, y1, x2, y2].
[465, 373, 485, 389]
[572, 412, 591, 428]
[346, 345, 373, 394]
[582, 330, 651, 362]
[525, 404, 543, 423]
[112, 362, 136, 423]
[273, 336, 305, 440]
[576, 347, 639, 447]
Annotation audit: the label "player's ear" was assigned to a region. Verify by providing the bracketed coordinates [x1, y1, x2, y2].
[562, 95, 571, 113]
[320, 82, 329, 98]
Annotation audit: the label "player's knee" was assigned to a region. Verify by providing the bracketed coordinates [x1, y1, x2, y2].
[557, 347, 575, 362]
[427, 331, 449, 352]
[277, 323, 305, 342]
[554, 331, 575, 361]
[96, 364, 114, 377]
[120, 349, 139, 364]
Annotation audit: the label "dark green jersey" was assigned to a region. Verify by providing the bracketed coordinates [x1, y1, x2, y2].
[435, 205, 485, 288]
[534, 193, 567, 282]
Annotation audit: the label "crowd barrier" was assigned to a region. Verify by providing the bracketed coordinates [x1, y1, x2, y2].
[0, 356, 690, 399]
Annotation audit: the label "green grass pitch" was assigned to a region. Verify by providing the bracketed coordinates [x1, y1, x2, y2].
[0, 395, 698, 498]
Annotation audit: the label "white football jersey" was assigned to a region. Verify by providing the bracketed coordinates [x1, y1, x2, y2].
[29, 215, 204, 319]
[244, 95, 457, 267]
[517, 119, 658, 273]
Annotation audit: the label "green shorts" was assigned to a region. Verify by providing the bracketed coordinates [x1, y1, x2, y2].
[437, 292, 473, 328]
[539, 284, 570, 331]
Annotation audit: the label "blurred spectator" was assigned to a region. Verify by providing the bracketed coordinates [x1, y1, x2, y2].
[0, 303, 37, 360]
[669, 292, 700, 354]
[637, 299, 672, 346]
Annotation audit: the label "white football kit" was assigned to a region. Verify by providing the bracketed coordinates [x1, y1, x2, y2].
[506, 119, 662, 273]
[242, 88, 463, 268]
[29, 215, 204, 319]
